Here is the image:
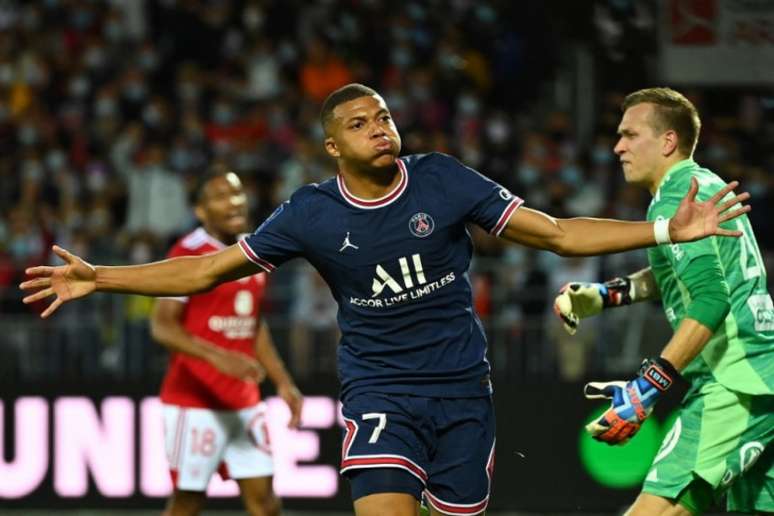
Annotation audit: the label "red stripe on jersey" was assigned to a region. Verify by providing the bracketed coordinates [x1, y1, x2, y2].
[341, 456, 428, 483]
[486, 439, 496, 483]
[337, 159, 408, 209]
[491, 197, 523, 236]
[238, 239, 276, 272]
[425, 489, 489, 515]
[341, 419, 357, 463]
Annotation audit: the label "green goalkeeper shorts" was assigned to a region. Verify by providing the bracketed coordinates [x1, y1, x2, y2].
[642, 381, 774, 513]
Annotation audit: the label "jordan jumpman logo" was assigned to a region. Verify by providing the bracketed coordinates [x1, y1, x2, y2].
[339, 232, 359, 252]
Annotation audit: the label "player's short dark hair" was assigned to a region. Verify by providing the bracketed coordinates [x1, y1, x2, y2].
[190, 164, 235, 205]
[320, 83, 379, 135]
[622, 87, 701, 157]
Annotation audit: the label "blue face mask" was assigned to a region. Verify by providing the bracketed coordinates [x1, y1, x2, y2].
[95, 97, 117, 117]
[214, 107, 234, 125]
[18, 125, 38, 146]
[391, 48, 412, 68]
[748, 180, 766, 197]
[169, 149, 193, 171]
[592, 146, 613, 165]
[124, 83, 147, 102]
[46, 150, 66, 170]
[518, 164, 539, 186]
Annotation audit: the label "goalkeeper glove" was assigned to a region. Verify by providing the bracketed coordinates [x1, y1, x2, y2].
[584, 357, 684, 445]
[553, 277, 634, 335]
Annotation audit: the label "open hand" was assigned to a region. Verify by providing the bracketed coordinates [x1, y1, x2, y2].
[669, 178, 750, 242]
[19, 245, 96, 318]
[277, 382, 304, 428]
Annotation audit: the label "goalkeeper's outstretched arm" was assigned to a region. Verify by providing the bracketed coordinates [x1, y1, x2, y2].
[628, 267, 660, 302]
[553, 267, 660, 335]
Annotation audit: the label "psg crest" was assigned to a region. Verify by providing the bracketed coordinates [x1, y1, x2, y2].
[409, 212, 435, 238]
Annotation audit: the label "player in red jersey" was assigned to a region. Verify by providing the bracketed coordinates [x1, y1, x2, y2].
[151, 165, 303, 516]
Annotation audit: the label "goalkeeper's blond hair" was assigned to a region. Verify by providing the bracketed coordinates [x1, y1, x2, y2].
[622, 87, 701, 158]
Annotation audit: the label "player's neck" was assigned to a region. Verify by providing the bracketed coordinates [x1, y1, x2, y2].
[338, 161, 400, 200]
[648, 154, 688, 195]
[203, 226, 236, 246]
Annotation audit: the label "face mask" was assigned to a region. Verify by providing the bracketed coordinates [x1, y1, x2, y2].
[213, 104, 234, 124]
[124, 82, 147, 101]
[748, 179, 766, 197]
[139, 51, 158, 71]
[592, 146, 613, 165]
[95, 97, 117, 117]
[178, 81, 200, 101]
[243, 5, 264, 30]
[142, 104, 162, 126]
[130, 242, 152, 264]
[706, 144, 728, 163]
[458, 95, 480, 116]
[18, 125, 38, 145]
[22, 8, 41, 30]
[87, 207, 109, 232]
[104, 21, 123, 41]
[84, 47, 107, 69]
[46, 150, 66, 170]
[69, 76, 90, 98]
[560, 164, 582, 187]
[519, 164, 539, 186]
[391, 47, 412, 68]
[486, 118, 510, 145]
[86, 164, 107, 192]
[0, 64, 13, 85]
[169, 148, 192, 170]
[24, 62, 45, 86]
[22, 160, 43, 182]
[438, 50, 461, 71]
[71, 9, 94, 29]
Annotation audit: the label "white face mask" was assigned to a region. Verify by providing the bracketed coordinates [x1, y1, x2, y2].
[69, 76, 90, 98]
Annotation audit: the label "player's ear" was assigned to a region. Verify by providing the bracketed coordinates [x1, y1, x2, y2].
[662, 129, 678, 157]
[324, 136, 340, 158]
[194, 204, 207, 223]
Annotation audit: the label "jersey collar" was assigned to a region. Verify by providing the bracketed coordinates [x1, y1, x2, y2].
[337, 159, 408, 210]
[188, 226, 227, 249]
[656, 158, 697, 192]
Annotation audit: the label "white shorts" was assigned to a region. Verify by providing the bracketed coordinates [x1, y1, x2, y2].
[163, 402, 273, 491]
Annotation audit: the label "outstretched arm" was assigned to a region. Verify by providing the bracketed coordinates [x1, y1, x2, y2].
[20, 244, 259, 318]
[628, 267, 660, 302]
[553, 267, 660, 335]
[500, 178, 749, 256]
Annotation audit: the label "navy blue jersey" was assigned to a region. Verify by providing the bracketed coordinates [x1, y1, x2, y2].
[239, 153, 523, 400]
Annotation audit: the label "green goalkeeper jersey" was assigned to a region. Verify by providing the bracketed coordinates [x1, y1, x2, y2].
[647, 158, 774, 395]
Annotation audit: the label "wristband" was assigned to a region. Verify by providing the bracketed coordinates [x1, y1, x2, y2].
[654, 218, 672, 245]
[637, 357, 685, 392]
[602, 277, 634, 307]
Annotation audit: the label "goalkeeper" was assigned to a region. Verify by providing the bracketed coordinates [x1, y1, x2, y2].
[554, 88, 773, 516]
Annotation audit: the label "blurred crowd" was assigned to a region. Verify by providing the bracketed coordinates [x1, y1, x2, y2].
[1, 0, 773, 383]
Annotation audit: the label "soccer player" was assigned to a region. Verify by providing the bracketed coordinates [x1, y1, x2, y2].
[553, 88, 773, 515]
[21, 84, 750, 516]
[152, 166, 303, 516]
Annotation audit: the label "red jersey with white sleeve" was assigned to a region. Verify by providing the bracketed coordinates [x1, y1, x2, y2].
[159, 227, 268, 410]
